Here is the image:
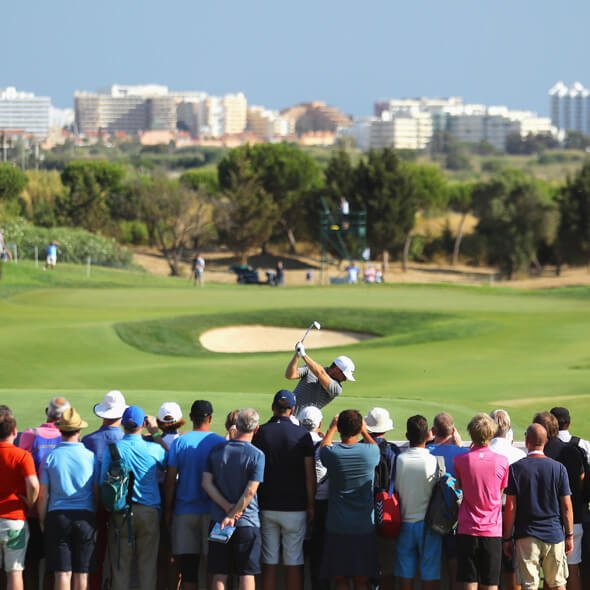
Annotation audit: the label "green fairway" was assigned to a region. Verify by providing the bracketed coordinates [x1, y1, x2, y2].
[1, 261, 590, 439]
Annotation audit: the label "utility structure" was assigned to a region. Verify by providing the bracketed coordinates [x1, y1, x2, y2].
[319, 196, 367, 284]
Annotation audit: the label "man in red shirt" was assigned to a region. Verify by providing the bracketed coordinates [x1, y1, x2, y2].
[0, 405, 40, 590]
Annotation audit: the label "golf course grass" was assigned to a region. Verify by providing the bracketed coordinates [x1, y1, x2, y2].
[2, 260, 590, 439]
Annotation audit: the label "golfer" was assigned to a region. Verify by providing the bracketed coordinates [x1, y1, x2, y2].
[285, 342, 355, 416]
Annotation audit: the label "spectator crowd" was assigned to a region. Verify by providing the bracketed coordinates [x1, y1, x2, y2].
[0, 390, 588, 590]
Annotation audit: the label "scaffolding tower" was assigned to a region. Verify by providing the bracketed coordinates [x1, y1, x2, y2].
[319, 197, 367, 284]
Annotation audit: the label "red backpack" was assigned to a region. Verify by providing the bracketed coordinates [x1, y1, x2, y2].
[374, 450, 401, 538]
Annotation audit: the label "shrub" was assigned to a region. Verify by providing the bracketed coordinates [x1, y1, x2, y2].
[118, 220, 148, 245]
[2, 218, 132, 267]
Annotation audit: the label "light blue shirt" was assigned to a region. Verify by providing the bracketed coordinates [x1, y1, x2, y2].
[100, 434, 166, 508]
[320, 442, 380, 534]
[168, 431, 226, 515]
[41, 442, 97, 512]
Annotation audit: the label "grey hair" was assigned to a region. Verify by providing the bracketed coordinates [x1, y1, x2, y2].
[46, 397, 71, 421]
[490, 409, 511, 438]
[237, 408, 259, 434]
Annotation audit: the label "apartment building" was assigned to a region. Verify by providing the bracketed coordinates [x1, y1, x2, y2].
[75, 85, 176, 135]
[0, 87, 51, 139]
[281, 101, 351, 135]
[549, 81, 590, 134]
[247, 106, 290, 139]
[369, 111, 433, 150]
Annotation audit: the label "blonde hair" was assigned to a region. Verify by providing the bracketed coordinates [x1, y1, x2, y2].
[490, 409, 511, 438]
[467, 413, 496, 446]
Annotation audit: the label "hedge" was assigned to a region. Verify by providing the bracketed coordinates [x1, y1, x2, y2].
[2, 218, 132, 268]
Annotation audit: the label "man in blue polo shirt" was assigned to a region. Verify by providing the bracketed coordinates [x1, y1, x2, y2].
[165, 400, 225, 590]
[100, 406, 166, 590]
[253, 390, 315, 590]
[38, 408, 97, 590]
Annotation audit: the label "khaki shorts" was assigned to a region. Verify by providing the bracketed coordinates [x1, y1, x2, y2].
[171, 513, 210, 556]
[515, 536, 568, 590]
[260, 510, 306, 566]
[0, 518, 29, 572]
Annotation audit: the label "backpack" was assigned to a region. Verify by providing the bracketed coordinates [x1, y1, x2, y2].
[374, 440, 401, 491]
[569, 436, 590, 504]
[31, 429, 62, 472]
[101, 443, 135, 513]
[425, 456, 463, 535]
[374, 441, 401, 539]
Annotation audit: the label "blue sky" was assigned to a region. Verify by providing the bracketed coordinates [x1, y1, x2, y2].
[4, 0, 589, 116]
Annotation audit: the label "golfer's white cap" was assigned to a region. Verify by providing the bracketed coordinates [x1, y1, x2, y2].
[157, 402, 183, 423]
[94, 390, 127, 420]
[333, 355, 356, 381]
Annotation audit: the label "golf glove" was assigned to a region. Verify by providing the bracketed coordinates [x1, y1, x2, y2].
[296, 343, 306, 357]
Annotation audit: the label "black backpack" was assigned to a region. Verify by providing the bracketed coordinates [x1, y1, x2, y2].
[569, 436, 590, 504]
[374, 440, 401, 492]
[425, 456, 463, 535]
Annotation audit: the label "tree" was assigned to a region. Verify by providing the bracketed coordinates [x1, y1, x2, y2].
[19, 170, 65, 227]
[180, 168, 220, 194]
[473, 170, 558, 278]
[218, 144, 322, 253]
[58, 161, 125, 231]
[445, 142, 472, 171]
[0, 163, 27, 212]
[447, 181, 474, 265]
[216, 156, 278, 263]
[401, 163, 448, 271]
[354, 149, 417, 270]
[134, 176, 214, 276]
[557, 162, 590, 267]
[324, 149, 355, 206]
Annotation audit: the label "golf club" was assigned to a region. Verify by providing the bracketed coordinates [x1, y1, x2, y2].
[301, 321, 321, 344]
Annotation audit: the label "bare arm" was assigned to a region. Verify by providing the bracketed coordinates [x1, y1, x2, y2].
[202, 472, 233, 515]
[23, 475, 39, 508]
[304, 456, 316, 525]
[285, 352, 300, 380]
[560, 495, 574, 556]
[164, 466, 178, 527]
[37, 484, 48, 531]
[202, 472, 259, 528]
[227, 480, 260, 521]
[302, 353, 334, 391]
[502, 495, 517, 557]
[360, 420, 377, 445]
[145, 416, 169, 450]
[321, 416, 339, 447]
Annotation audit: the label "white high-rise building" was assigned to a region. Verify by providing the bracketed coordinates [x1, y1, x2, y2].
[549, 81, 590, 134]
[75, 85, 177, 134]
[369, 111, 433, 150]
[0, 87, 51, 139]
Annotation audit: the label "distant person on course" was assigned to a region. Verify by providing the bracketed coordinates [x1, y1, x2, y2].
[45, 241, 58, 271]
[285, 342, 355, 417]
[191, 254, 205, 287]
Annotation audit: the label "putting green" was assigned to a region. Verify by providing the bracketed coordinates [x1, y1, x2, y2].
[1, 261, 590, 439]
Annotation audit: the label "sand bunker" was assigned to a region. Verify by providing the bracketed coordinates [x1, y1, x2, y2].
[200, 325, 374, 353]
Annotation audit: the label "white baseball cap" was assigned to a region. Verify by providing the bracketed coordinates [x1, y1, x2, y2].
[157, 402, 183, 423]
[298, 406, 323, 431]
[365, 407, 394, 434]
[333, 355, 356, 381]
[94, 390, 127, 420]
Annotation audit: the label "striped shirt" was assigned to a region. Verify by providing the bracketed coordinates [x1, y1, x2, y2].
[293, 366, 342, 416]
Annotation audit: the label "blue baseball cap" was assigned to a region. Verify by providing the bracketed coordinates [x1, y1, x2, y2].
[122, 405, 146, 428]
[273, 389, 296, 408]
